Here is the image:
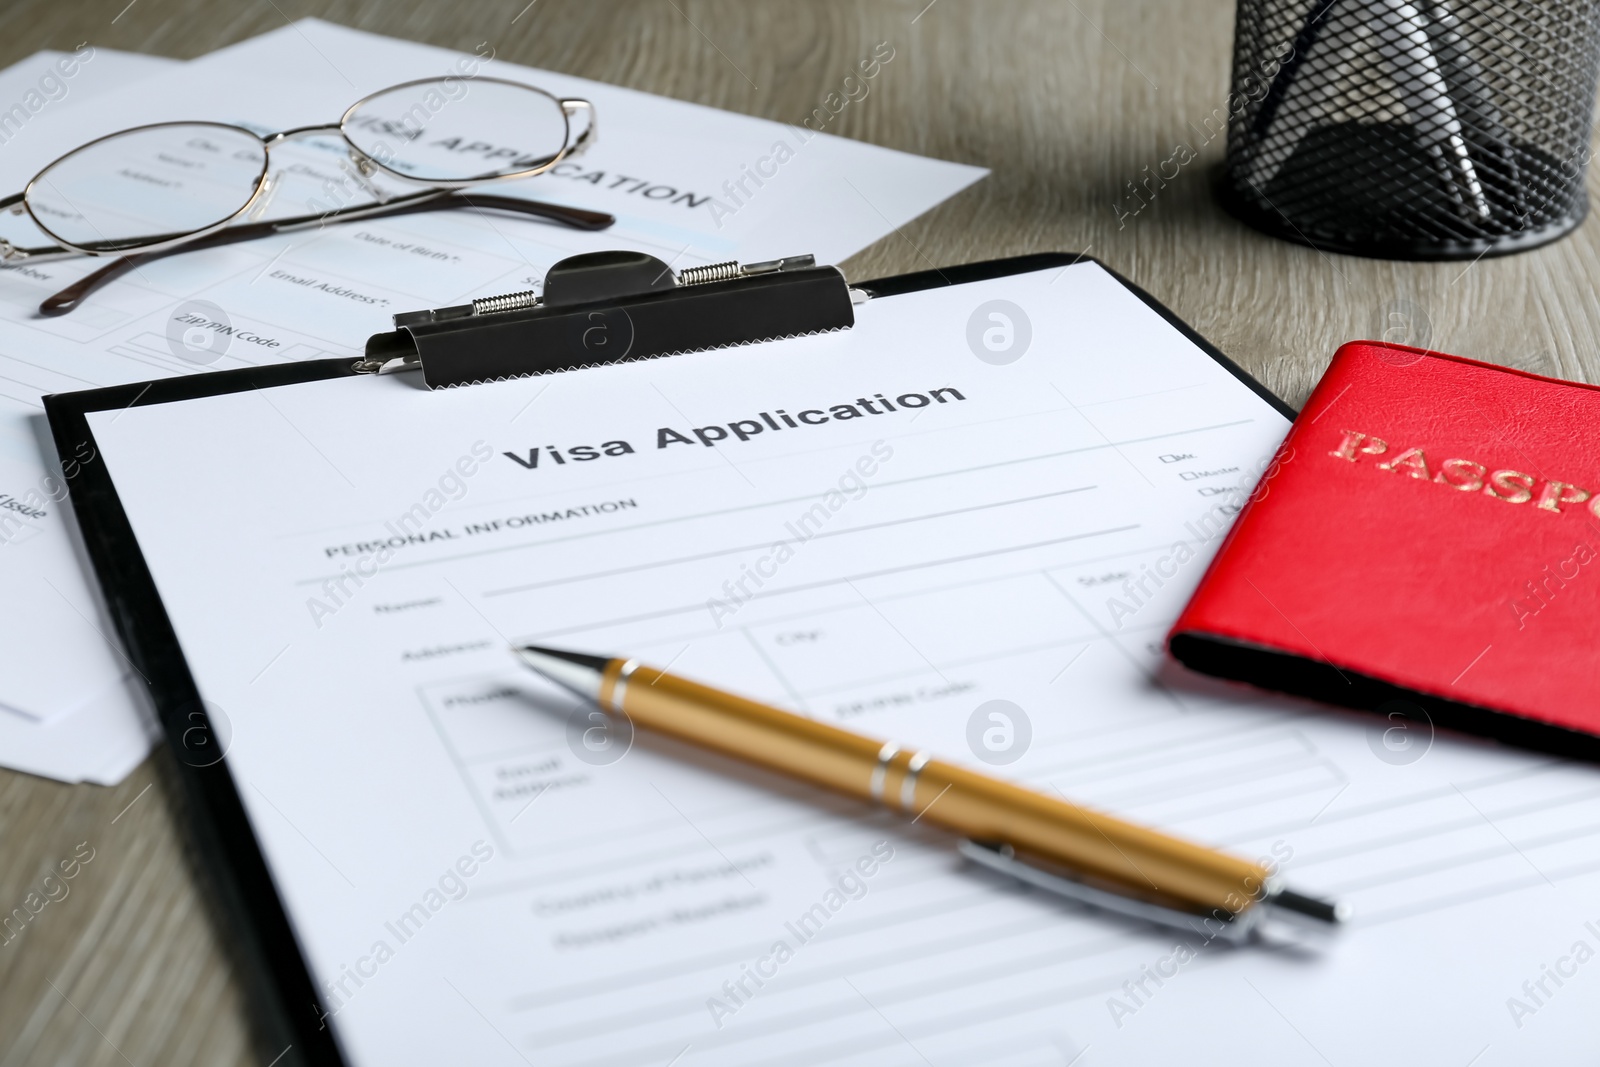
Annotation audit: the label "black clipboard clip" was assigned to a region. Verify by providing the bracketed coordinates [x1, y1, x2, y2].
[356, 250, 859, 389]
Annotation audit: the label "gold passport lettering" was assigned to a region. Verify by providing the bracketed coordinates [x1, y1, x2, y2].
[1537, 480, 1592, 513]
[1485, 469, 1535, 503]
[1376, 447, 1430, 479]
[1330, 429, 1598, 518]
[1436, 458, 1486, 491]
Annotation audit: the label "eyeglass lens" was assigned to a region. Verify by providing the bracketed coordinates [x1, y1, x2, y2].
[27, 124, 267, 252]
[341, 80, 571, 183]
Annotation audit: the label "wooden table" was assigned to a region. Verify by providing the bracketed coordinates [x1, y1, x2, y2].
[2, 1, 1597, 1063]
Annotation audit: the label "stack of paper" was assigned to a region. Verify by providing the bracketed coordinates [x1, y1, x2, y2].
[0, 21, 986, 784]
[0, 47, 180, 784]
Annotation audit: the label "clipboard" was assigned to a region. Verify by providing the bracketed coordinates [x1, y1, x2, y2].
[44, 252, 1292, 1067]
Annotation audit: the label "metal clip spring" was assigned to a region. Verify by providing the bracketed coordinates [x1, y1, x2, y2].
[676, 261, 743, 286]
[473, 290, 540, 315]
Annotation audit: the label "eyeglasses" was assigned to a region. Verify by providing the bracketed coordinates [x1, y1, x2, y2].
[0, 76, 613, 316]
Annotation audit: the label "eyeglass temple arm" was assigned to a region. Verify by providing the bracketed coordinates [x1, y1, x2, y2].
[563, 99, 597, 158]
[38, 192, 615, 316]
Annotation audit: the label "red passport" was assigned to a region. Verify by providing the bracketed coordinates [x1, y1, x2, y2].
[1169, 341, 1600, 759]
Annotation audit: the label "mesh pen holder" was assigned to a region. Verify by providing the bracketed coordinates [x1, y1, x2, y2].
[1220, 0, 1600, 260]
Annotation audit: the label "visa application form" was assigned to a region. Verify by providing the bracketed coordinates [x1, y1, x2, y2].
[84, 262, 1600, 1065]
[0, 19, 983, 761]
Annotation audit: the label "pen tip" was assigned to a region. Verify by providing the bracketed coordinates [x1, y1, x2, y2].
[516, 645, 613, 671]
[1269, 886, 1351, 926]
[510, 645, 612, 702]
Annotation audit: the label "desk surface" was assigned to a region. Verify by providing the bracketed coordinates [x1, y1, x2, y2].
[3, 1, 1598, 1063]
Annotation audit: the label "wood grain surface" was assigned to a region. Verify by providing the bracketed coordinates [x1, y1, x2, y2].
[2, 1, 1597, 1064]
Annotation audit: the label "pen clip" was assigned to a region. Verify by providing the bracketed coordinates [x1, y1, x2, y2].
[959, 840, 1347, 945]
[958, 840, 1263, 945]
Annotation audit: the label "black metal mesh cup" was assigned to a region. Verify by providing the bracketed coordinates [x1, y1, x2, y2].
[1220, 0, 1600, 259]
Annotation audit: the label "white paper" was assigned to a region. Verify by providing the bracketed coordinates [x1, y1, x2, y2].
[0, 47, 176, 160]
[0, 22, 983, 768]
[0, 47, 179, 780]
[84, 261, 1600, 1064]
[0, 673, 157, 785]
[0, 450, 132, 720]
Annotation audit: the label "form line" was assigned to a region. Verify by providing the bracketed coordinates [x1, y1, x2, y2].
[518, 525, 1139, 638]
[288, 417, 1249, 571]
[484, 486, 1099, 597]
[1051, 381, 1154, 487]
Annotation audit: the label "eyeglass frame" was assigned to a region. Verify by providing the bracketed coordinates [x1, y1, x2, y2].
[0, 76, 601, 264]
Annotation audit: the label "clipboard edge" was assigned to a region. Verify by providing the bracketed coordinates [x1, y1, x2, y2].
[41, 252, 1294, 1067]
[44, 373, 354, 1066]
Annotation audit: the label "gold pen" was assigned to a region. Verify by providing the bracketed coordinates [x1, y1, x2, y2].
[513, 645, 1347, 942]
